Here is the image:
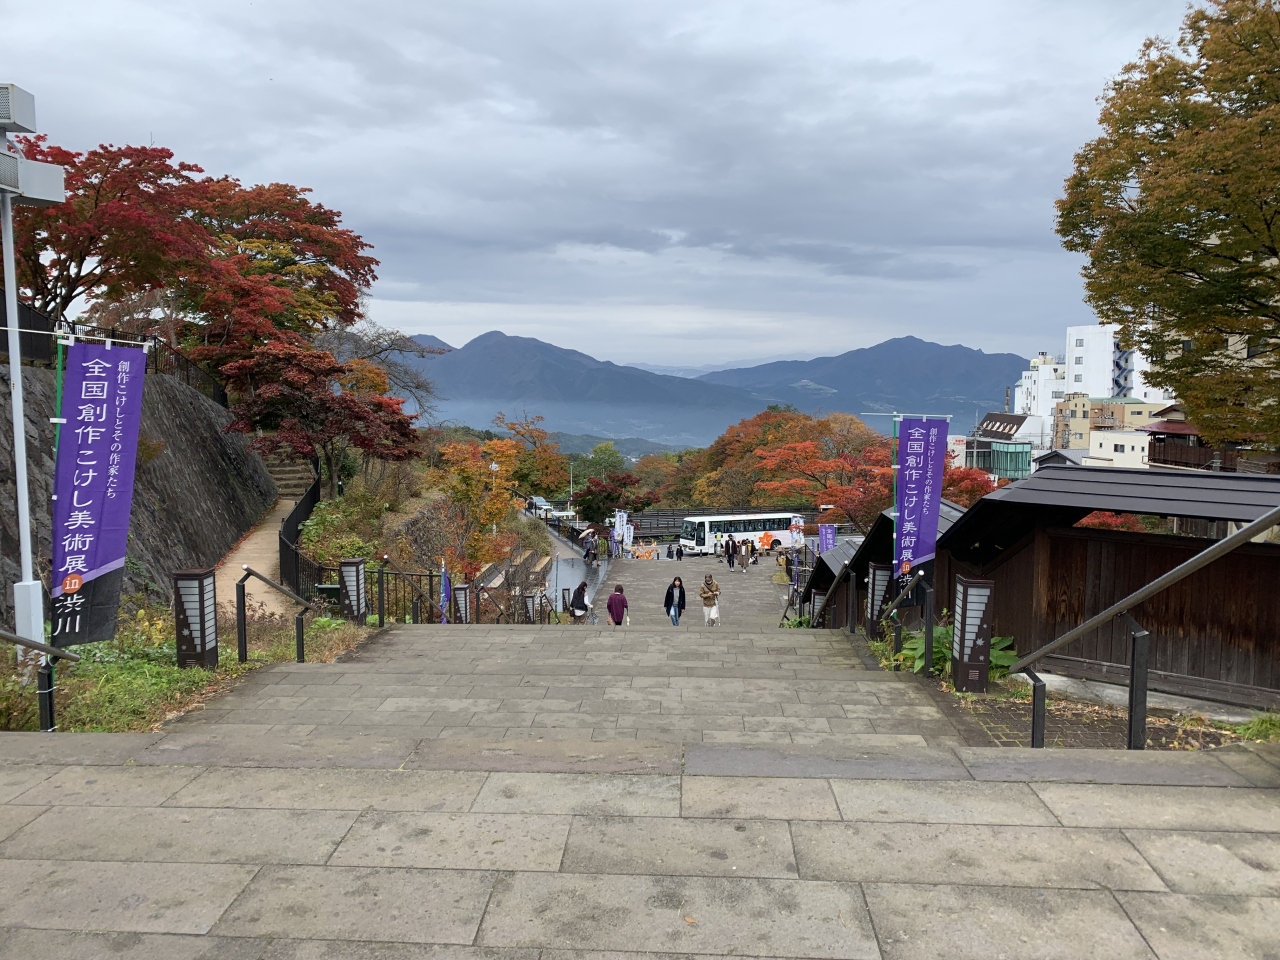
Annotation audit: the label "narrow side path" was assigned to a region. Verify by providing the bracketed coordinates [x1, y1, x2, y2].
[213, 498, 292, 616]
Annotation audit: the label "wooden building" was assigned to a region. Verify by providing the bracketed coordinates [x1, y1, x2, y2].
[835, 499, 969, 634]
[935, 466, 1280, 709]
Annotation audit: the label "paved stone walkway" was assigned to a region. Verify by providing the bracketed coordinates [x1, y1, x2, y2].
[0, 730, 1275, 958]
[214, 498, 292, 617]
[1, 599, 1278, 956]
[171, 623, 966, 747]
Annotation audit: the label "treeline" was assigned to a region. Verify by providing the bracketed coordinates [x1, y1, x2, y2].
[458, 405, 996, 532]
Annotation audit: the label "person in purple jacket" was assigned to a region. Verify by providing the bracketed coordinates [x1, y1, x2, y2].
[605, 585, 629, 626]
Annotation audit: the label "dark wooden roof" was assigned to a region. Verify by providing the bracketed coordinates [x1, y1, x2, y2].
[938, 465, 1280, 566]
[845, 498, 969, 584]
[800, 538, 862, 606]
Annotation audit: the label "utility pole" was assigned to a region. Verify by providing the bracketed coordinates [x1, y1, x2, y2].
[1, 85, 66, 642]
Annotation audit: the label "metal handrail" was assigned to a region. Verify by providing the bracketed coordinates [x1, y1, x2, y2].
[0, 627, 80, 662]
[1011, 502, 1280, 673]
[0, 627, 80, 734]
[237, 565, 316, 664]
[240, 565, 317, 611]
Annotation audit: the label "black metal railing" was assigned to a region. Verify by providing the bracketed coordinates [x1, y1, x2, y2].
[147, 339, 228, 407]
[278, 465, 322, 597]
[0, 626, 81, 733]
[0, 299, 231, 407]
[236, 566, 317, 663]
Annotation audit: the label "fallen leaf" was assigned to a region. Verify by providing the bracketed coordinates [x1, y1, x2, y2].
[684, 917, 697, 925]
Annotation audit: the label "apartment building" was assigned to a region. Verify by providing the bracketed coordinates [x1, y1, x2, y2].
[1052, 395, 1164, 458]
[1064, 323, 1175, 403]
[1053, 393, 1092, 449]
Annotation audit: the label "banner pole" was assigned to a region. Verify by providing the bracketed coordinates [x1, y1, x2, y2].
[2, 188, 43, 644]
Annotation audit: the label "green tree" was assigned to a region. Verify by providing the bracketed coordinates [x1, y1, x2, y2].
[1056, 0, 1280, 447]
[570, 442, 626, 483]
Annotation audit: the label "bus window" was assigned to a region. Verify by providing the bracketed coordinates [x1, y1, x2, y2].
[709, 521, 722, 534]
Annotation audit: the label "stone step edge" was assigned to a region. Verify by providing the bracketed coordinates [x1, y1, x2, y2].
[0, 733, 1270, 786]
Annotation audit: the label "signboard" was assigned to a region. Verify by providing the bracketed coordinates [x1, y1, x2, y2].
[817, 524, 836, 555]
[894, 417, 948, 575]
[789, 515, 805, 548]
[50, 342, 146, 645]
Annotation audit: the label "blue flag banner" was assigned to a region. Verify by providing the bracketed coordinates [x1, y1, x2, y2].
[894, 417, 948, 575]
[817, 524, 836, 555]
[50, 342, 147, 645]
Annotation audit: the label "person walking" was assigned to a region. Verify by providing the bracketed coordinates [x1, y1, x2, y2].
[606, 584, 629, 626]
[675, 544, 684, 561]
[663, 576, 686, 626]
[699, 573, 721, 626]
[726, 535, 737, 571]
[738, 538, 750, 572]
[570, 581, 592, 624]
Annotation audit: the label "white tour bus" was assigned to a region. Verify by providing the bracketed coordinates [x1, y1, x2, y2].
[679, 513, 803, 556]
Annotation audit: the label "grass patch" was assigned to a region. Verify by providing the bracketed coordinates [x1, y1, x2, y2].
[1233, 711, 1280, 742]
[0, 601, 371, 733]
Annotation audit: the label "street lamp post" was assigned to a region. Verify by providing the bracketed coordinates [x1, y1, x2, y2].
[1, 84, 66, 643]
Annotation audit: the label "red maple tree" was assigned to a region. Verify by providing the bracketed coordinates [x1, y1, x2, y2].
[10, 137, 378, 369]
[222, 338, 419, 497]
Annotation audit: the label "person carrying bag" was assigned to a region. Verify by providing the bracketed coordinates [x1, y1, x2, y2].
[699, 574, 721, 626]
[570, 581, 592, 624]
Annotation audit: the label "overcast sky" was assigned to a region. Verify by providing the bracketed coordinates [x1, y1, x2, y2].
[8, 0, 1187, 365]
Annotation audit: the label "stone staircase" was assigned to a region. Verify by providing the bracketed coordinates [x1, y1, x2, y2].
[1, 613, 1278, 957]
[263, 454, 316, 500]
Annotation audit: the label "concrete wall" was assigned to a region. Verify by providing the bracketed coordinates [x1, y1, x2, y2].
[0, 366, 276, 628]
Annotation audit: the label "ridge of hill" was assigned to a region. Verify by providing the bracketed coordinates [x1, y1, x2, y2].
[405, 330, 1028, 444]
[698, 336, 1027, 424]
[548, 432, 679, 458]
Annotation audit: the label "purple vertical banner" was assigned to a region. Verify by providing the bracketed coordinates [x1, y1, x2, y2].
[817, 524, 836, 555]
[894, 417, 949, 575]
[440, 566, 452, 625]
[50, 342, 147, 645]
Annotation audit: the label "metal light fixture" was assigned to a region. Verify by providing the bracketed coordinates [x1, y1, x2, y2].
[174, 568, 218, 668]
[952, 575, 994, 693]
[339, 558, 367, 620]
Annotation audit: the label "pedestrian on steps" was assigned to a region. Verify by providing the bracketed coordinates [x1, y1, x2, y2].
[570, 581, 592, 624]
[606, 585, 629, 626]
[664, 577, 686, 626]
[700, 574, 721, 626]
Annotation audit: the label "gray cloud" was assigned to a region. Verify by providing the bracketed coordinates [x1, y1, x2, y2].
[8, 0, 1187, 362]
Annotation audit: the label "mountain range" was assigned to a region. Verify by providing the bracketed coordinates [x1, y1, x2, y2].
[408, 331, 1027, 446]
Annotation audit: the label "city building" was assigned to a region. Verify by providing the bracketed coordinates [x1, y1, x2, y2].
[1082, 429, 1150, 469]
[1053, 393, 1092, 449]
[964, 412, 1034, 480]
[1012, 352, 1067, 418]
[1052, 395, 1164, 451]
[1064, 323, 1176, 402]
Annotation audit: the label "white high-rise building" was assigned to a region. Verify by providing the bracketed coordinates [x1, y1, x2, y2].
[1064, 324, 1175, 402]
[1013, 352, 1067, 418]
